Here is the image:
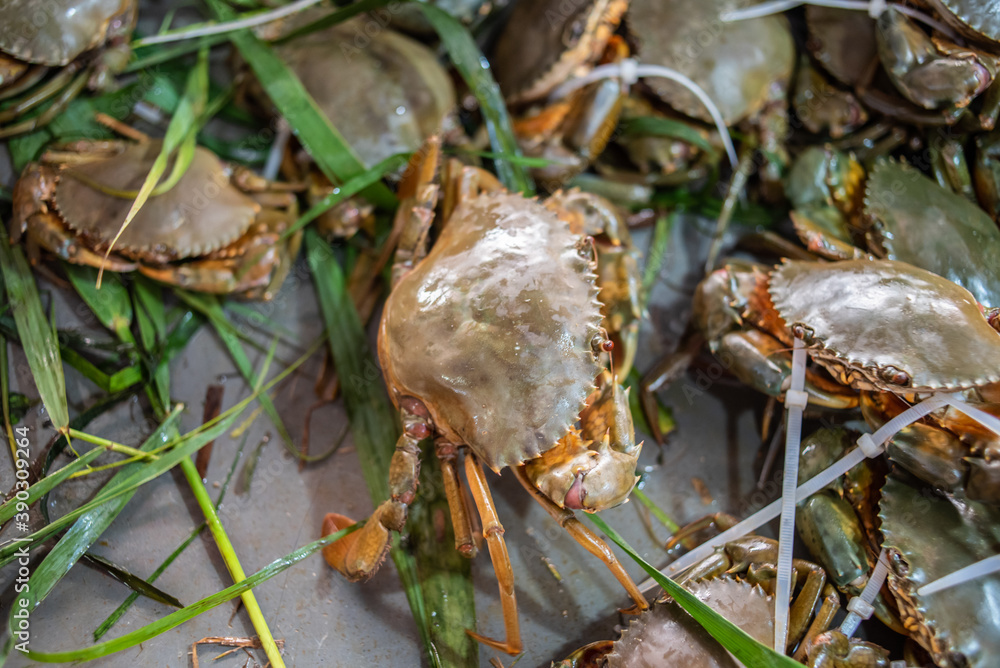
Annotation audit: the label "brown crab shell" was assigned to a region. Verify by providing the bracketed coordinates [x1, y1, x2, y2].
[768, 259, 1000, 393]
[626, 0, 795, 126]
[880, 472, 1000, 667]
[605, 578, 774, 668]
[0, 0, 136, 67]
[54, 141, 259, 261]
[378, 192, 604, 472]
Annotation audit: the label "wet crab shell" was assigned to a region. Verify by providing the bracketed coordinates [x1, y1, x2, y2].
[54, 141, 259, 260]
[805, 6, 878, 87]
[928, 0, 1000, 46]
[605, 578, 774, 668]
[880, 471, 1000, 667]
[272, 17, 455, 169]
[768, 259, 1000, 393]
[626, 0, 795, 125]
[864, 158, 1000, 306]
[0, 0, 136, 67]
[378, 192, 605, 472]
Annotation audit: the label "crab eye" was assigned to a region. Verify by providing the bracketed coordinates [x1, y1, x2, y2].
[880, 366, 911, 387]
[602, 340, 614, 353]
[562, 18, 586, 47]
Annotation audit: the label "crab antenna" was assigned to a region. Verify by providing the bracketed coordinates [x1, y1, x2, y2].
[721, 0, 958, 41]
[603, 338, 616, 381]
[550, 59, 739, 170]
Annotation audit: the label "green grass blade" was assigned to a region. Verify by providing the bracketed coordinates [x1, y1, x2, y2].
[174, 292, 295, 453]
[80, 553, 183, 608]
[304, 229, 438, 665]
[621, 116, 718, 156]
[100, 49, 208, 271]
[0, 233, 68, 430]
[0, 447, 106, 525]
[587, 515, 805, 668]
[10, 524, 358, 662]
[1, 406, 185, 664]
[272, 0, 395, 44]
[283, 153, 409, 240]
[64, 265, 135, 345]
[410, 452, 477, 667]
[419, 4, 533, 194]
[0, 407, 239, 567]
[205, 0, 396, 209]
[94, 429, 249, 640]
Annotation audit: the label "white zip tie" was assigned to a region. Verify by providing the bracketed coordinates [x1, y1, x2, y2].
[134, 0, 326, 46]
[720, 0, 958, 39]
[642, 392, 954, 591]
[918, 553, 1000, 596]
[550, 59, 739, 170]
[774, 338, 808, 652]
[840, 548, 889, 637]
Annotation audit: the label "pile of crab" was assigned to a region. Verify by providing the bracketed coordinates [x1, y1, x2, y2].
[5, 0, 1000, 666]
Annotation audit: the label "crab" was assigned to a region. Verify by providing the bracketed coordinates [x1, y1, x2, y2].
[556, 536, 890, 667]
[322, 139, 646, 654]
[10, 123, 302, 300]
[625, 0, 796, 193]
[804, 5, 999, 127]
[0, 0, 136, 138]
[491, 0, 630, 187]
[787, 150, 1000, 306]
[242, 14, 458, 238]
[879, 470, 1000, 667]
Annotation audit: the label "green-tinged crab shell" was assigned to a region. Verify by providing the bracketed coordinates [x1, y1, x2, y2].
[768, 259, 1000, 392]
[54, 141, 259, 260]
[627, 0, 795, 125]
[928, 0, 1000, 46]
[865, 158, 1000, 306]
[0, 0, 135, 66]
[605, 578, 774, 668]
[274, 17, 455, 169]
[880, 472, 1000, 667]
[379, 192, 604, 472]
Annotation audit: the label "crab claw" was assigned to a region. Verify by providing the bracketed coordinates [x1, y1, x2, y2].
[525, 378, 642, 512]
[321, 505, 394, 582]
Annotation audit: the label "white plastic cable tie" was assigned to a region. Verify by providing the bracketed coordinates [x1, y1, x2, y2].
[867, 0, 887, 17]
[918, 553, 1000, 596]
[785, 389, 809, 410]
[840, 548, 888, 637]
[773, 338, 808, 651]
[942, 396, 1000, 437]
[847, 596, 875, 619]
[618, 58, 639, 88]
[855, 433, 883, 459]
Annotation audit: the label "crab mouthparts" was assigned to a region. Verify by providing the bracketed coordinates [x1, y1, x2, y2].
[565, 473, 586, 509]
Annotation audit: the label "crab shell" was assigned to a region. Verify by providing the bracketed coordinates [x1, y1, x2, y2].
[54, 141, 259, 261]
[378, 192, 605, 472]
[864, 157, 1000, 306]
[626, 0, 795, 125]
[880, 471, 1000, 667]
[805, 6, 878, 88]
[273, 17, 455, 168]
[492, 0, 628, 104]
[768, 259, 1000, 393]
[605, 578, 774, 668]
[0, 0, 136, 67]
[928, 0, 1000, 47]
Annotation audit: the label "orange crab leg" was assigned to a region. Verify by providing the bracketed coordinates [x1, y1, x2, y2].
[512, 466, 649, 613]
[464, 454, 522, 655]
[436, 441, 478, 558]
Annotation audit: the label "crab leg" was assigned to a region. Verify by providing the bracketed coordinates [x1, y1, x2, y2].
[464, 454, 522, 655]
[436, 441, 478, 558]
[512, 465, 649, 613]
[322, 408, 427, 581]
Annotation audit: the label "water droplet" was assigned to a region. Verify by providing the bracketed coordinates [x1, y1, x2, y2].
[395, 105, 406, 116]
